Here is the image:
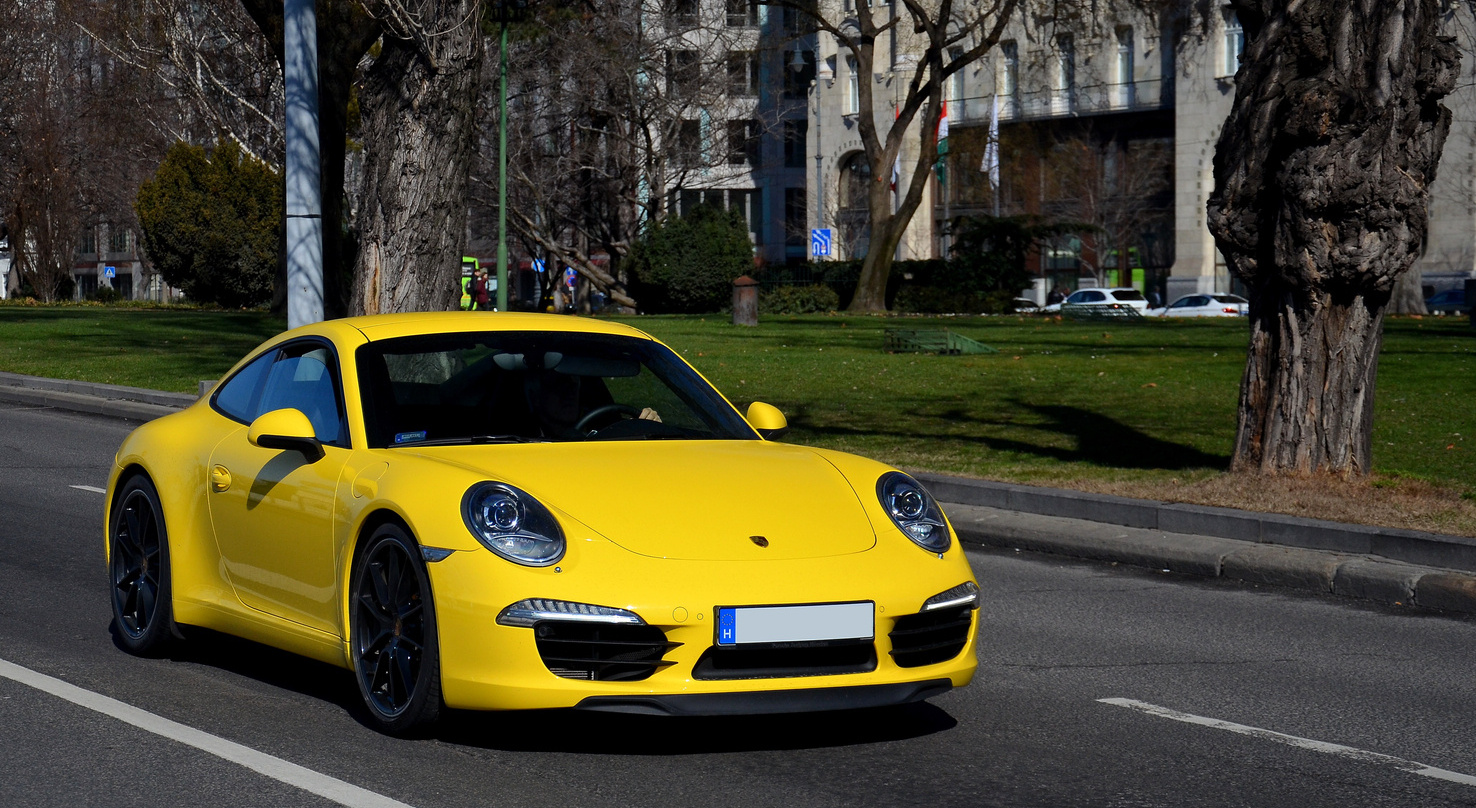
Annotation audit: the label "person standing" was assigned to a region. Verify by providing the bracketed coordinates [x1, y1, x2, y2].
[472, 269, 490, 310]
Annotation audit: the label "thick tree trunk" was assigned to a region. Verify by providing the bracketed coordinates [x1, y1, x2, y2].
[1206, 0, 1458, 477]
[350, 5, 483, 315]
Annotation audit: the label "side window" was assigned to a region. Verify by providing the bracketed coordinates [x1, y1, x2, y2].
[1083, 291, 1106, 302]
[258, 344, 348, 446]
[213, 351, 275, 423]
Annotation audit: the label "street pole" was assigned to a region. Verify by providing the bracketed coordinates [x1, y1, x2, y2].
[496, 20, 510, 313]
[285, 0, 323, 328]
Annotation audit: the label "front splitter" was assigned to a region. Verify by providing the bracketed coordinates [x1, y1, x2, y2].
[572, 678, 952, 717]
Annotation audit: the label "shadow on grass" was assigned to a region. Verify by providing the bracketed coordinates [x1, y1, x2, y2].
[793, 401, 1229, 472]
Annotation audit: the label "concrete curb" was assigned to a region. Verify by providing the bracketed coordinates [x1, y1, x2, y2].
[915, 472, 1476, 575]
[947, 505, 1476, 616]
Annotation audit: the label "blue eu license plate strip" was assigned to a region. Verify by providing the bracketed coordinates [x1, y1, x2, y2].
[716, 602, 874, 646]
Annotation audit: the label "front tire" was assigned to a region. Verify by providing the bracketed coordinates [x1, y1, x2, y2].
[110, 475, 175, 655]
[350, 523, 442, 734]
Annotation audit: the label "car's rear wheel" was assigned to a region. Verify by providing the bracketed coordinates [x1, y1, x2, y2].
[350, 523, 442, 734]
[110, 475, 175, 655]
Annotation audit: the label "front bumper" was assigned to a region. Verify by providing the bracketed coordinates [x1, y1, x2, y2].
[423, 535, 979, 712]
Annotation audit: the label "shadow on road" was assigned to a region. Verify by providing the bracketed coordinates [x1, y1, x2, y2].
[142, 625, 961, 752]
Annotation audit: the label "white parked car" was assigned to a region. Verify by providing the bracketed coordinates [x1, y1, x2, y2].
[1042, 288, 1150, 314]
[1151, 293, 1249, 317]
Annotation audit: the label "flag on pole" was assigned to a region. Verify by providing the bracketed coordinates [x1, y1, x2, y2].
[981, 94, 1000, 191]
[889, 103, 901, 191]
[936, 99, 949, 155]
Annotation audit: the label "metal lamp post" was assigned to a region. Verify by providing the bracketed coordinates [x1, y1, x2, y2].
[284, 0, 323, 328]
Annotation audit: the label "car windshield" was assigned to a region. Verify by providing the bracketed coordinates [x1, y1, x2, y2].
[356, 331, 757, 447]
[1212, 294, 1247, 303]
[1111, 290, 1146, 301]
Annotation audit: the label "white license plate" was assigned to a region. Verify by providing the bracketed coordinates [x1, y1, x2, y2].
[716, 602, 874, 646]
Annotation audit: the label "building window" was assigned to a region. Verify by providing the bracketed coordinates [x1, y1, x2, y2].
[784, 119, 808, 168]
[1223, 10, 1244, 76]
[727, 119, 761, 166]
[784, 187, 807, 246]
[727, 51, 759, 96]
[845, 55, 860, 114]
[998, 41, 1018, 116]
[677, 119, 702, 165]
[782, 0, 815, 35]
[108, 228, 131, 254]
[78, 228, 96, 255]
[728, 189, 761, 242]
[670, 0, 698, 26]
[1052, 34, 1075, 114]
[668, 50, 700, 96]
[782, 50, 815, 99]
[1115, 26, 1134, 107]
[726, 0, 757, 26]
[947, 46, 964, 105]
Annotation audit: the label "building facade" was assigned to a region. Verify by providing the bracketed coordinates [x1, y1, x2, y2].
[803, 1, 1476, 304]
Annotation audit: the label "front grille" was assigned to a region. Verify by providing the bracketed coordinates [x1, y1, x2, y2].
[888, 606, 973, 668]
[534, 621, 679, 682]
[692, 640, 877, 680]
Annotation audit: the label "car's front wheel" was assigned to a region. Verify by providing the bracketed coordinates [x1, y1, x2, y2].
[110, 474, 176, 655]
[350, 523, 442, 735]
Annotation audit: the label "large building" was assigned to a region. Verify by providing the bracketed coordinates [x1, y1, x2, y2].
[801, 2, 1476, 304]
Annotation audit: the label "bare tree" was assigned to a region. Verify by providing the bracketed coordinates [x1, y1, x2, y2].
[1, 1, 160, 301]
[478, 0, 787, 311]
[1042, 130, 1172, 286]
[770, 0, 1020, 311]
[1207, 0, 1458, 476]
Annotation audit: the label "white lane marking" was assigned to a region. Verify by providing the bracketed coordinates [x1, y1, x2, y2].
[0, 657, 416, 808]
[1100, 698, 1476, 787]
[69, 485, 106, 493]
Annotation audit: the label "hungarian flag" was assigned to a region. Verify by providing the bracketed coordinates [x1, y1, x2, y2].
[936, 99, 949, 155]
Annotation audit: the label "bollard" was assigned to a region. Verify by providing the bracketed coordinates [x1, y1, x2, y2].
[199, 380, 217, 399]
[1467, 278, 1475, 329]
[732, 275, 759, 327]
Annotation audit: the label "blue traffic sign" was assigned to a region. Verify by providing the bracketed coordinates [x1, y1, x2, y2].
[103, 265, 117, 278]
[810, 228, 832, 258]
[531, 259, 546, 273]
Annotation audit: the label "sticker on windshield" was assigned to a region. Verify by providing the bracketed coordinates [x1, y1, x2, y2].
[393, 431, 427, 445]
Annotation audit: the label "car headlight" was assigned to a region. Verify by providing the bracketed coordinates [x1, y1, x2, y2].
[461, 482, 565, 566]
[876, 472, 950, 553]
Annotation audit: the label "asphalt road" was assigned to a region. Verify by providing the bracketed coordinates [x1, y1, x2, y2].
[3, 402, 1476, 808]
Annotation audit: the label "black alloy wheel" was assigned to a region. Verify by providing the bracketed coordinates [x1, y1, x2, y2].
[110, 475, 175, 654]
[351, 524, 442, 734]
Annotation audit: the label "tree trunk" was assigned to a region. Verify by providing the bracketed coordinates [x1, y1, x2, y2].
[1388, 268, 1428, 315]
[350, 5, 483, 315]
[1206, 0, 1458, 477]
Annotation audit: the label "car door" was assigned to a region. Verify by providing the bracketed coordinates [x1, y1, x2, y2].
[207, 340, 351, 635]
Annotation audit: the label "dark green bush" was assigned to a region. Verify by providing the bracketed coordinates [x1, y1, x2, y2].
[91, 286, 123, 304]
[135, 139, 281, 308]
[624, 205, 755, 313]
[760, 284, 840, 314]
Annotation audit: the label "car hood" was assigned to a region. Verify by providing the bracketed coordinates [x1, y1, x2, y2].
[403, 440, 879, 561]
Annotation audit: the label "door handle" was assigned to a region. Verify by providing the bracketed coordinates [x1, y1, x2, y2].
[211, 465, 232, 493]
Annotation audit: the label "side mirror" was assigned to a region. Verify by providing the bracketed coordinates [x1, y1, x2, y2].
[745, 401, 789, 441]
[248, 408, 325, 462]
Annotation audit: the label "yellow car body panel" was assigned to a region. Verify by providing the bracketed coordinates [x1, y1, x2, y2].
[105, 312, 979, 713]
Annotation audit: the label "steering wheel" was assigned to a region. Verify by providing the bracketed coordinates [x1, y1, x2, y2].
[574, 403, 641, 434]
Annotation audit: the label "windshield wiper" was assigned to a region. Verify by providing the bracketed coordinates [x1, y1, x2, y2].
[394, 434, 546, 447]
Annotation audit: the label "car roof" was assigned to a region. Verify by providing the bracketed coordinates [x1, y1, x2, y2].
[329, 312, 656, 343]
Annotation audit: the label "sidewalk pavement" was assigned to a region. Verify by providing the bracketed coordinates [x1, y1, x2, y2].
[3, 370, 1473, 617]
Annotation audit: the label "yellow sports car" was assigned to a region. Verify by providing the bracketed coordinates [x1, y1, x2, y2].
[106, 313, 978, 733]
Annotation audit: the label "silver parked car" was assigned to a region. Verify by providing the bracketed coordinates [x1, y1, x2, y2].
[1042, 287, 1149, 314]
[1151, 293, 1249, 317]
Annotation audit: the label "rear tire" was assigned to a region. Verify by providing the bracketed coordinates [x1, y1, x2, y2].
[350, 523, 442, 735]
[109, 475, 175, 655]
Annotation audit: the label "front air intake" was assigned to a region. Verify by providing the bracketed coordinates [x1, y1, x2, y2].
[534, 621, 678, 681]
[888, 606, 972, 668]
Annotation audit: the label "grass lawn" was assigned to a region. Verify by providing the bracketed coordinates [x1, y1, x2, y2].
[2, 303, 1473, 533]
